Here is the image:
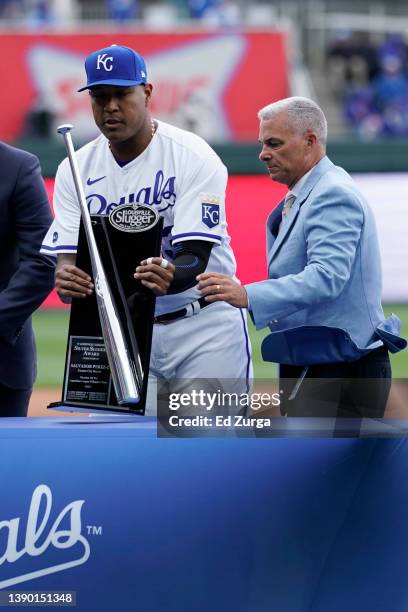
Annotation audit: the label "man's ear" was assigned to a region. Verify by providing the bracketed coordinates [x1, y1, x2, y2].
[305, 130, 317, 148]
[144, 83, 153, 106]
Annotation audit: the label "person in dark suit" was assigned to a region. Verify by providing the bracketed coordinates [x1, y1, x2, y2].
[198, 97, 406, 418]
[0, 142, 55, 416]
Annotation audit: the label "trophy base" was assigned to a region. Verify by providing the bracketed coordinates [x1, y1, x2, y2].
[54, 215, 163, 418]
[47, 401, 143, 416]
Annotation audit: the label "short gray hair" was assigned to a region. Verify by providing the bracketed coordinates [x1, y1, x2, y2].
[258, 97, 327, 145]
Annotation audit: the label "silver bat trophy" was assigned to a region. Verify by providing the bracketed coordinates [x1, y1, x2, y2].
[57, 124, 142, 405]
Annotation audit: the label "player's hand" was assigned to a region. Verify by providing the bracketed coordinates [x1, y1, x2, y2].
[55, 263, 94, 300]
[133, 257, 175, 296]
[197, 272, 248, 308]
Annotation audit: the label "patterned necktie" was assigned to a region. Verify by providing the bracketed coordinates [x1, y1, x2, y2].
[282, 193, 296, 218]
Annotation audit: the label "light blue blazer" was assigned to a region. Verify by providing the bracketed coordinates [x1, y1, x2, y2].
[245, 156, 406, 365]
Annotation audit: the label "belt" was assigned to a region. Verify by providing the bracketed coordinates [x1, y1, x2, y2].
[154, 297, 210, 325]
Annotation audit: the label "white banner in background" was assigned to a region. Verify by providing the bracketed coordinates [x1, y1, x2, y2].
[353, 173, 408, 302]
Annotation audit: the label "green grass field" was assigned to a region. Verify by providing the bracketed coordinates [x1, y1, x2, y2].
[32, 304, 408, 388]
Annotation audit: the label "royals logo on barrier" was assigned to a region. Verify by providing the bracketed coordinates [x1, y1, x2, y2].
[0, 484, 92, 589]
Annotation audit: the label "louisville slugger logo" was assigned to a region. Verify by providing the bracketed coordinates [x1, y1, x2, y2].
[0, 484, 91, 589]
[110, 203, 159, 233]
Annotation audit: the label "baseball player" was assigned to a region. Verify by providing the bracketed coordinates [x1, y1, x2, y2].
[41, 45, 252, 414]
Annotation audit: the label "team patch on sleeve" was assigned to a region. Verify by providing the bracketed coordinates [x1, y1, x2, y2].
[201, 194, 220, 229]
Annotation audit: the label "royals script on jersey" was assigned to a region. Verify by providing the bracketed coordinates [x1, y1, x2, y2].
[41, 121, 237, 315]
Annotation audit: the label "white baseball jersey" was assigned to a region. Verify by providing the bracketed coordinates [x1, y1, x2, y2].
[41, 120, 237, 316]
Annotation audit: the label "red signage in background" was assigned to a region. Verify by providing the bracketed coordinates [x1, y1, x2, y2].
[42, 175, 285, 309]
[42, 171, 408, 309]
[0, 31, 288, 143]
[226, 175, 286, 279]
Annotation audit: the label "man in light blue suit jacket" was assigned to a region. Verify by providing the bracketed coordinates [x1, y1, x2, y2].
[198, 97, 406, 417]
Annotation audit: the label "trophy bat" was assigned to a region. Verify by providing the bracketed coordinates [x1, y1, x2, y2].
[57, 124, 142, 405]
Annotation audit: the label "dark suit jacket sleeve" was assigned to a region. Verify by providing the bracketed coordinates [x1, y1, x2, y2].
[0, 151, 55, 344]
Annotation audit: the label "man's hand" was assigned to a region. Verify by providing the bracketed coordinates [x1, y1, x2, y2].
[55, 253, 94, 301]
[197, 272, 248, 308]
[134, 257, 175, 296]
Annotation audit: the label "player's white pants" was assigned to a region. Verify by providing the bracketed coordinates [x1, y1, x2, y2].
[145, 301, 252, 416]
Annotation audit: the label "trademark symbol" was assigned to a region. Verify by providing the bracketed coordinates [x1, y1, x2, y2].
[86, 525, 103, 536]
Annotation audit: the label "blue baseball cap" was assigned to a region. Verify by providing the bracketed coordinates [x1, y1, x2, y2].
[78, 45, 148, 92]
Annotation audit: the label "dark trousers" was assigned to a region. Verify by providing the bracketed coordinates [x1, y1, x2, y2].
[0, 383, 32, 417]
[279, 346, 391, 418]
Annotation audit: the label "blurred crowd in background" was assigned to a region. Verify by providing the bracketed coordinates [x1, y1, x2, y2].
[0, 0, 244, 26]
[3, 0, 408, 141]
[328, 32, 408, 139]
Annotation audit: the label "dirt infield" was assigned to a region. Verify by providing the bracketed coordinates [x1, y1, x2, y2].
[28, 384, 408, 418]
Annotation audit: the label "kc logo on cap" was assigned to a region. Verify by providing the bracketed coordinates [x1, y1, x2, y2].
[96, 53, 114, 72]
[78, 45, 148, 91]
